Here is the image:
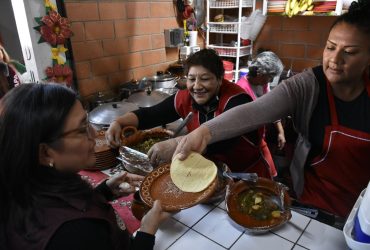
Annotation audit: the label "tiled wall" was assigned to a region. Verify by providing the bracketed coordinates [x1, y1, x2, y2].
[64, 0, 336, 97]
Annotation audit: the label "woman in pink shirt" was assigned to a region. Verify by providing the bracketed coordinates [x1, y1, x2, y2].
[237, 51, 286, 150]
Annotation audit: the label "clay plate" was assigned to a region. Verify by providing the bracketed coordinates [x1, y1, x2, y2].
[120, 126, 173, 153]
[139, 164, 217, 211]
[226, 178, 292, 233]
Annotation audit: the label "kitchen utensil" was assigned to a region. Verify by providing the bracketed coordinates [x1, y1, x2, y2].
[145, 71, 179, 95]
[88, 101, 139, 130]
[172, 112, 193, 138]
[290, 206, 319, 218]
[126, 89, 170, 108]
[226, 177, 292, 233]
[84, 90, 121, 110]
[117, 146, 153, 176]
[139, 163, 218, 211]
[223, 171, 258, 183]
[85, 130, 119, 171]
[120, 127, 172, 153]
[269, 183, 318, 219]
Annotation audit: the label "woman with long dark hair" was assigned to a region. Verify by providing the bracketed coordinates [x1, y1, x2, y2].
[0, 83, 170, 249]
[0, 44, 21, 98]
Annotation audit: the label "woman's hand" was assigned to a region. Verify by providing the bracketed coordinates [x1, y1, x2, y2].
[277, 132, 286, 150]
[172, 125, 212, 161]
[140, 200, 171, 235]
[106, 171, 144, 197]
[147, 137, 182, 166]
[105, 120, 122, 148]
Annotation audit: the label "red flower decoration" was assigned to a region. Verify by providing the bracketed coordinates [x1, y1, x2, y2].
[45, 64, 73, 87]
[40, 11, 72, 46]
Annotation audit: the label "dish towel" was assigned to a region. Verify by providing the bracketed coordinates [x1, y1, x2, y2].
[79, 170, 141, 234]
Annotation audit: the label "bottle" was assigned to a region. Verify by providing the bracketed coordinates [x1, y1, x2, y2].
[183, 20, 190, 46]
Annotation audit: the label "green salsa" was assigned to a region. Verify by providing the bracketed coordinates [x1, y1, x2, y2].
[132, 137, 165, 154]
[237, 189, 281, 221]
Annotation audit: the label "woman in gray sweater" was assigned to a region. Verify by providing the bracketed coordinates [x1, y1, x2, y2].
[173, 0, 370, 219]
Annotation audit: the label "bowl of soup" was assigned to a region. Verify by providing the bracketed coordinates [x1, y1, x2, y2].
[226, 178, 292, 233]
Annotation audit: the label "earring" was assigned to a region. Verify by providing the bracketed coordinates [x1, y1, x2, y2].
[49, 161, 54, 168]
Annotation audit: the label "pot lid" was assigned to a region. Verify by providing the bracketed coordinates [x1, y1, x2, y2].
[147, 72, 177, 82]
[89, 101, 139, 125]
[126, 90, 169, 108]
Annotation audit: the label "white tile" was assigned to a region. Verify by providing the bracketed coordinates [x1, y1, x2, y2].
[168, 229, 226, 250]
[231, 232, 294, 250]
[154, 218, 189, 250]
[292, 245, 309, 250]
[297, 219, 347, 250]
[272, 211, 311, 243]
[172, 204, 214, 227]
[193, 207, 244, 248]
[217, 200, 227, 210]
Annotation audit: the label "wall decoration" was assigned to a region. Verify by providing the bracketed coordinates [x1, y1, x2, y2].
[45, 64, 73, 86]
[33, 1, 73, 87]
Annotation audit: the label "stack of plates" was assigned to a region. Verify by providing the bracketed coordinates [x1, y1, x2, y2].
[88, 131, 119, 171]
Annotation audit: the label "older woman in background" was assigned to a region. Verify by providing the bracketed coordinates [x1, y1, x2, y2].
[237, 51, 286, 150]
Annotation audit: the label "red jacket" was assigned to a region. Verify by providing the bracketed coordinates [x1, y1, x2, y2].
[175, 80, 275, 178]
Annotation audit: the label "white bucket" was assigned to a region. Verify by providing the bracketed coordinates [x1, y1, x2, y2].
[354, 181, 370, 243]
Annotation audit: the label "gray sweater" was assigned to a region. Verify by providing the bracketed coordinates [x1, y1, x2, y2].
[205, 68, 320, 196]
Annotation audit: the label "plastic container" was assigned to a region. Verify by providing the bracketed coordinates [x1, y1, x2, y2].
[222, 60, 234, 71]
[239, 67, 248, 78]
[224, 70, 234, 81]
[343, 182, 370, 250]
[354, 182, 370, 243]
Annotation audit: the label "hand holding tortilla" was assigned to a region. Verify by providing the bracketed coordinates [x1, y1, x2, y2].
[170, 152, 217, 192]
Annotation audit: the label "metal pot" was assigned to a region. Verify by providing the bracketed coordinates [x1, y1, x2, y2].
[144, 71, 179, 95]
[84, 90, 120, 111]
[126, 89, 169, 108]
[88, 101, 139, 130]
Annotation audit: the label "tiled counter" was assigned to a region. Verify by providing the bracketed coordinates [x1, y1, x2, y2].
[152, 200, 347, 250]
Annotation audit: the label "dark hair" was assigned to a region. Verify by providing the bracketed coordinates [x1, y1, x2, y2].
[0, 83, 78, 222]
[330, 0, 370, 37]
[184, 49, 225, 80]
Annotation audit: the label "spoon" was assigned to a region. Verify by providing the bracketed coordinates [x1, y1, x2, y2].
[222, 171, 258, 182]
[270, 185, 318, 219]
[172, 112, 193, 138]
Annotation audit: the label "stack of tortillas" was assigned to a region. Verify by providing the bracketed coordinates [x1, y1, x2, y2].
[170, 152, 218, 193]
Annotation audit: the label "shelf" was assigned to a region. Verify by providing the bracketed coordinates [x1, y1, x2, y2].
[208, 22, 239, 33]
[208, 44, 252, 57]
[207, 0, 256, 82]
[262, 0, 344, 16]
[209, 0, 253, 8]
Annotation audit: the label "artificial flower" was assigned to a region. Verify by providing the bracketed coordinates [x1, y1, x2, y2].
[40, 11, 72, 46]
[51, 45, 68, 65]
[44, 0, 57, 11]
[45, 64, 73, 87]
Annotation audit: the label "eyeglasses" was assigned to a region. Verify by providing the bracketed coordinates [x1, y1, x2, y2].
[47, 115, 94, 143]
[57, 121, 94, 139]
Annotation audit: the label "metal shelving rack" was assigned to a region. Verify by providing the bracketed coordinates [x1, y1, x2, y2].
[206, 0, 256, 82]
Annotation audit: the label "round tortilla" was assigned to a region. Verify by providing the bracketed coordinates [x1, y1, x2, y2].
[170, 152, 217, 193]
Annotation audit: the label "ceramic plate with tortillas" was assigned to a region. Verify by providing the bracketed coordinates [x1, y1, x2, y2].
[170, 152, 218, 192]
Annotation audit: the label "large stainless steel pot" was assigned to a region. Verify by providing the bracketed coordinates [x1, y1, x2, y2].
[143, 71, 179, 95]
[126, 89, 169, 108]
[89, 101, 139, 130]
